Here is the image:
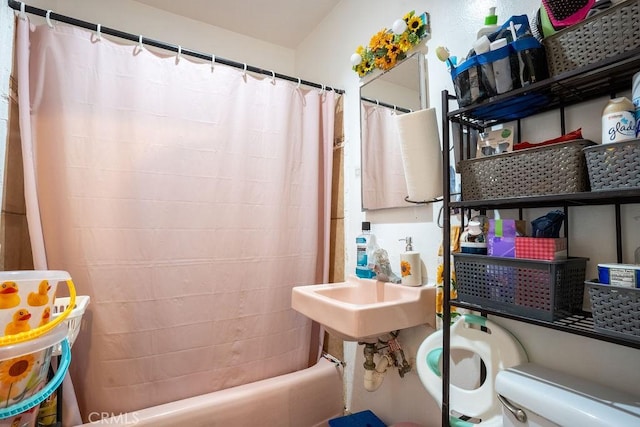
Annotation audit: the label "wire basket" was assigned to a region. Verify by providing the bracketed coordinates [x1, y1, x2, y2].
[586, 281, 640, 342]
[542, 0, 640, 77]
[584, 139, 640, 191]
[459, 140, 595, 201]
[454, 254, 588, 321]
[51, 295, 90, 355]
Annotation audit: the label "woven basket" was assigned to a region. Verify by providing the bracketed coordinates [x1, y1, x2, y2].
[460, 140, 595, 201]
[584, 139, 640, 191]
[542, 0, 640, 77]
[454, 254, 588, 321]
[586, 281, 640, 342]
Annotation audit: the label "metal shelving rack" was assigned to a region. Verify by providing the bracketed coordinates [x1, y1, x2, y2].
[440, 48, 640, 426]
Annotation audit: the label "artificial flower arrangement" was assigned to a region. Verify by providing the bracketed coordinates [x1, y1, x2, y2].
[351, 11, 430, 78]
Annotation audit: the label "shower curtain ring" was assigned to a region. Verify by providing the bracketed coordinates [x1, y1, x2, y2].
[176, 45, 182, 62]
[46, 10, 54, 28]
[211, 54, 216, 71]
[138, 35, 144, 51]
[296, 77, 301, 89]
[96, 24, 102, 41]
[243, 63, 247, 77]
[271, 70, 276, 84]
[19, 2, 26, 20]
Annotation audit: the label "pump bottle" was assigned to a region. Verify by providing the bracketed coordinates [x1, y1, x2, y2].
[399, 237, 422, 286]
[477, 7, 499, 39]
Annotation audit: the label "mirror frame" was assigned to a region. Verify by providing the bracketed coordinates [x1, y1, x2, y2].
[359, 51, 428, 211]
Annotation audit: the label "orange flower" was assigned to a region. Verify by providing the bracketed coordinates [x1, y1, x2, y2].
[401, 260, 412, 277]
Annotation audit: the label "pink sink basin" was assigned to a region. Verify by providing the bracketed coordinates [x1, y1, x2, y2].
[292, 276, 436, 342]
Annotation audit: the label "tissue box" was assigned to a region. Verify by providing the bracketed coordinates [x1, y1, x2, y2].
[488, 219, 526, 258]
[516, 237, 567, 261]
[597, 264, 640, 288]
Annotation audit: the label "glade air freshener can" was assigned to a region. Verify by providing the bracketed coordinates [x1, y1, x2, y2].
[602, 97, 636, 143]
[633, 71, 640, 137]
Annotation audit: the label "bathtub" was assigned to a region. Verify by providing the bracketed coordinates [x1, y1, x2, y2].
[77, 358, 344, 426]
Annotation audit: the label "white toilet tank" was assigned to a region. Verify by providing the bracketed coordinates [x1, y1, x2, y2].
[495, 363, 640, 427]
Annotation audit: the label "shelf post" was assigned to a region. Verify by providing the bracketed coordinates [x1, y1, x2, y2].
[441, 89, 452, 427]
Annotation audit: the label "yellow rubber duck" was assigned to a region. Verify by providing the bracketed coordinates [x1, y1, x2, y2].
[5, 309, 31, 336]
[27, 280, 50, 307]
[0, 282, 20, 309]
[39, 307, 51, 327]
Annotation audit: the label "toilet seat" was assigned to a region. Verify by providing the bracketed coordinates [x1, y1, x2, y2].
[416, 314, 527, 427]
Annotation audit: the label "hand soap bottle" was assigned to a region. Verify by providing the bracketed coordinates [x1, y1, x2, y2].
[399, 237, 422, 286]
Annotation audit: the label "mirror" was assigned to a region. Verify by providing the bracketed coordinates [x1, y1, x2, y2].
[360, 51, 427, 210]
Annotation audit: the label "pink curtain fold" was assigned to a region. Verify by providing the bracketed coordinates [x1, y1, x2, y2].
[17, 19, 335, 420]
[361, 102, 408, 210]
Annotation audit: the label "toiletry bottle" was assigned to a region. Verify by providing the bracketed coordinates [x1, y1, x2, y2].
[477, 7, 499, 39]
[490, 38, 513, 94]
[399, 237, 422, 286]
[473, 35, 496, 95]
[602, 97, 636, 144]
[356, 222, 375, 279]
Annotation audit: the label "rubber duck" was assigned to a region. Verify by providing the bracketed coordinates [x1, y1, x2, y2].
[27, 280, 50, 307]
[39, 307, 51, 327]
[5, 309, 31, 335]
[0, 282, 20, 309]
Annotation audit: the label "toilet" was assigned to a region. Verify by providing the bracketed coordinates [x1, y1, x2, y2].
[495, 363, 640, 426]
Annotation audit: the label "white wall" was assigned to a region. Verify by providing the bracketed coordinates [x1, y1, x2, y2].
[298, 0, 640, 425]
[1, 1, 638, 426]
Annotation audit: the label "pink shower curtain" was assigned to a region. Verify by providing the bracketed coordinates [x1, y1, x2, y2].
[16, 19, 335, 420]
[361, 102, 408, 209]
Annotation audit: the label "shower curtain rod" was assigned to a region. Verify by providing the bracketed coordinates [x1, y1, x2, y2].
[361, 96, 411, 113]
[7, 0, 345, 94]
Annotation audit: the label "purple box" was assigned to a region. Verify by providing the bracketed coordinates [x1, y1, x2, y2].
[488, 219, 526, 258]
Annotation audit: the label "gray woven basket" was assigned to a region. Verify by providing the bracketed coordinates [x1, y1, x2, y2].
[586, 281, 640, 342]
[454, 254, 588, 321]
[542, 0, 640, 77]
[460, 140, 595, 201]
[584, 139, 640, 191]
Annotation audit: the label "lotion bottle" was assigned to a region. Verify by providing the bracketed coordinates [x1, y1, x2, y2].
[477, 7, 499, 39]
[399, 237, 422, 286]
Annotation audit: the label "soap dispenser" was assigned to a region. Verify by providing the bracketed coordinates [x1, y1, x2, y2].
[399, 237, 422, 287]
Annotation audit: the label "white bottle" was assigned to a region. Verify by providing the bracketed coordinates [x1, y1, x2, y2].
[399, 237, 422, 286]
[474, 35, 497, 95]
[602, 97, 636, 144]
[477, 7, 499, 39]
[490, 38, 512, 94]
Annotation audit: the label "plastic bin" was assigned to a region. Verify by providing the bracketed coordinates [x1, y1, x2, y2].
[453, 254, 588, 321]
[0, 271, 76, 346]
[459, 140, 594, 201]
[586, 280, 640, 342]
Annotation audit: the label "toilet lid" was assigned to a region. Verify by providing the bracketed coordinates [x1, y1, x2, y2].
[416, 314, 527, 426]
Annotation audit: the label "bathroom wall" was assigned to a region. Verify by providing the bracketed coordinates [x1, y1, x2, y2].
[297, 0, 640, 425]
[0, 1, 638, 426]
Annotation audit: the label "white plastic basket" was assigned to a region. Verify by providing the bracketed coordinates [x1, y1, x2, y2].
[51, 295, 90, 355]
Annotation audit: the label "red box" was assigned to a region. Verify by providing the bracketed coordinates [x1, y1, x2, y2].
[515, 237, 567, 260]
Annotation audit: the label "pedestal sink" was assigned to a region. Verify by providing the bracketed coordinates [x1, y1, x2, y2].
[291, 276, 436, 342]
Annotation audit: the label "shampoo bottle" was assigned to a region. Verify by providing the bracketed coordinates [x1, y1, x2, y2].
[477, 7, 499, 39]
[399, 237, 422, 286]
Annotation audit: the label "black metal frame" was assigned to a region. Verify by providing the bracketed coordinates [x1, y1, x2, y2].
[441, 50, 640, 425]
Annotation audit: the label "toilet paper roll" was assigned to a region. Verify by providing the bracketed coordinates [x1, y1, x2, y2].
[395, 108, 443, 202]
[400, 252, 422, 286]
